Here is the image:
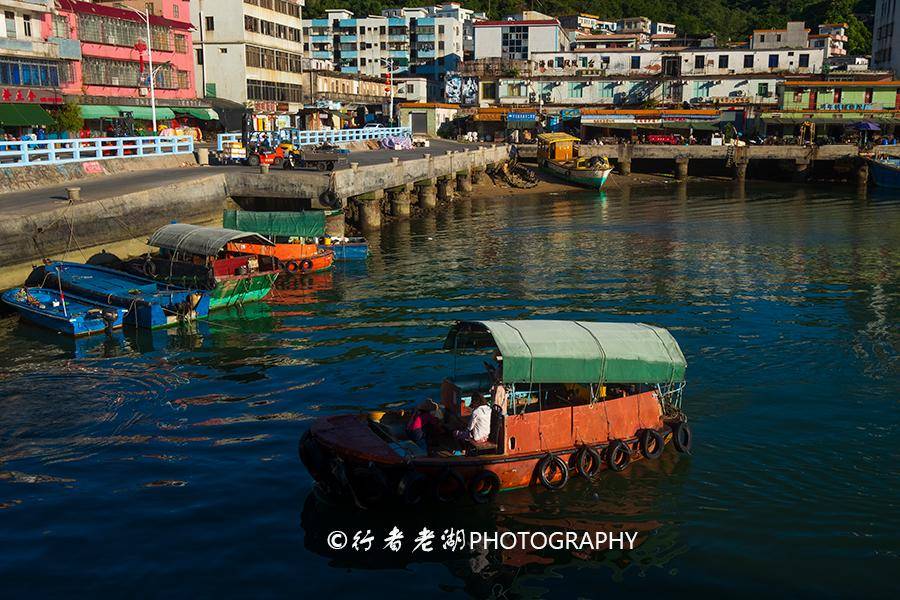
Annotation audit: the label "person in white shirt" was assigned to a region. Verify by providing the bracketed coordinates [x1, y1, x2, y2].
[455, 394, 492, 444]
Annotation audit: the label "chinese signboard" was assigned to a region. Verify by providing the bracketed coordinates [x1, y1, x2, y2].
[444, 74, 478, 107]
[1, 88, 63, 104]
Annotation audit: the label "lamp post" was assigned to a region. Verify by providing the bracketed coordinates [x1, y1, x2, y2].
[378, 57, 394, 126]
[122, 6, 158, 133]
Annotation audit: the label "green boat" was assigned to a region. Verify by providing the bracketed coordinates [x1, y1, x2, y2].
[134, 223, 281, 311]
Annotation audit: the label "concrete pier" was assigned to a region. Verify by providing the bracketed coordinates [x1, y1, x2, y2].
[417, 179, 437, 210]
[456, 169, 473, 194]
[857, 162, 869, 186]
[675, 157, 690, 181]
[793, 158, 811, 183]
[356, 190, 384, 230]
[437, 177, 453, 202]
[389, 185, 412, 218]
[733, 159, 748, 183]
[471, 168, 484, 184]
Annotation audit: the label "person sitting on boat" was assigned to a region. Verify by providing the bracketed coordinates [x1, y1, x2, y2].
[406, 399, 440, 451]
[485, 352, 508, 414]
[454, 394, 491, 446]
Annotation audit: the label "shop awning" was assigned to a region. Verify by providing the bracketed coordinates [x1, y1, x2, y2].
[80, 104, 121, 119]
[172, 107, 220, 121]
[0, 103, 55, 126]
[661, 121, 721, 131]
[117, 106, 176, 120]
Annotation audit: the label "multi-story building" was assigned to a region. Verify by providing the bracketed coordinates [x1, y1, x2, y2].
[302, 5, 466, 81]
[751, 21, 810, 49]
[872, 0, 899, 75]
[473, 15, 567, 60]
[558, 13, 601, 33]
[0, 0, 64, 132]
[813, 23, 847, 56]
[190, 0, 306, 120]
[55, 0, 202, 122]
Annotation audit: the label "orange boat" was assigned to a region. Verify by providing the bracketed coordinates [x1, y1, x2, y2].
[299, 320, 691, 507]
[226, 240, 333, 274]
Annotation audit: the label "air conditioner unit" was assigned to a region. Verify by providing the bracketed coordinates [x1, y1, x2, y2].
[106, 35, 118, 45]
[139, 87, 148, 96]
[111, 77, 120, 86]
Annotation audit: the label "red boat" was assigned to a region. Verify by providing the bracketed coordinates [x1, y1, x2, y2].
[299, 320, 691, 507]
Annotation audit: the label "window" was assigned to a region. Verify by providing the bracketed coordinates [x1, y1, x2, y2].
[794, 90, 802, 102]
[220, 47, 227, 53]
[768, 54, 779, 68]
[0, 58, 61, 87]
[744, 54, 753, 68]
[174, 34, 187, 53]
[718, 54, 728, 69]
[5, 11, 16, 39]
[196, 48, 204, 65]
[205, 16, 214, 31]
[177, 70, 189, 88]
[759, 34, 765, 42]
[83, 57, 176, 89]
[568, 82, 583, 98]
[438, 25, 444, 34]
[833, 88, 842, 103]
[246, 78, 303, 103]
[694, 55, 705, 69]
[22, 14, 31, 37]
[799, 53, 809, 68]
[631, 55, 640, 69]
[758, 82, 769, 96]
[776, 34, 781, 42]
[864, 88, 873, 103]
[53, 15, 69, 38]
[481, 81, 497, 100]
[173, 4, 180, 19]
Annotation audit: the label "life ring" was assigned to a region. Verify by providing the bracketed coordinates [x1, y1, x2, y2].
[300, 259, 314, 272]
[143, 259, 157, 277]
[606, 440, 631, 472]
[672, 422, 692, 454]
[284, 260, 300, 273]
[536, 453, 569, 490]
[639, 429, 665, 460]
[350, 464, 389, 509]
[397, 470, 428, 505]
[575, 445, 603, 480]
[433, 467, 466, 503]
[469, 470, 501, 504]
[318, 189, 341, 209]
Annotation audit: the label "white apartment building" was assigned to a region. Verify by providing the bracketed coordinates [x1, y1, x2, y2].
[190, 0, 305, 112]
[473, 17, 568, 60]
[303, 5, 466, 80]
[872, 0, 899, 75]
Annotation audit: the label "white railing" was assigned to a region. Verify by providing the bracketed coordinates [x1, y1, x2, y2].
[0, 135, 195, 167]
[216, 127, 412, 151]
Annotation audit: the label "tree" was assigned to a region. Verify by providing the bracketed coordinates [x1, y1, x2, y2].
[52, 101, 83, 135]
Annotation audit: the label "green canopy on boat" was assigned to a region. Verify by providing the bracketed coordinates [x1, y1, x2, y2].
[222, 210, 326, 239]
[444, 320, 686, 385]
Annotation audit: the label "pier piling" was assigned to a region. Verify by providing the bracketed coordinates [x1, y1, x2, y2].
[417, 179, 437, 210]
[675, 157, 689, 181]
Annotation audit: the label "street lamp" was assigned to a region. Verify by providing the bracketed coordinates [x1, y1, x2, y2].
[121, 6, 158, 133]
[378, 57, 395, 125]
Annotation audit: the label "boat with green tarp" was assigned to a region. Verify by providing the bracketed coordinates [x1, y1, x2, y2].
[299, 319, 690, 507]
[124, 223, 281, 310]
[222, 210, 335, 273]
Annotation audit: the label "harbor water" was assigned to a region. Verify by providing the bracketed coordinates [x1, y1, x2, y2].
[0, 182, 897, 596]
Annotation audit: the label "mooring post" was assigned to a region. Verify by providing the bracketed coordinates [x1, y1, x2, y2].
[66, 187, 81, 202]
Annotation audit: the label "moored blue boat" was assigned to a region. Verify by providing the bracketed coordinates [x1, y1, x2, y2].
[28, 262, 209, 329]
[2, 287, 127, 337]
[868, 156, 900, 188]
[319, 237, 369, 260]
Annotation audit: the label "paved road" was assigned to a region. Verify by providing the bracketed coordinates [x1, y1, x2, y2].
[0, 139, 487, 217]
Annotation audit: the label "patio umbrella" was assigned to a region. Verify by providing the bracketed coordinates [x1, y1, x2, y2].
[852, 121, 881, 131]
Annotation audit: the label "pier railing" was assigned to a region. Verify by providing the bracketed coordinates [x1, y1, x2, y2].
[0, 135, 195, 167]
[216, 127, 412, 152]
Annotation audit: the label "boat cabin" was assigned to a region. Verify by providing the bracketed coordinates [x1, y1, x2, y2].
[537, 133, 580, 163]
[144, 223, 280, 288]
[437, 320, 687, 457]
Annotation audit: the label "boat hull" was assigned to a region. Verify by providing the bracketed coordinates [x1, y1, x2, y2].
[208, 272, 278, 310]
[2, 287, 126, 336]
[868, 157, 900, 188]
[318, 240, 369, 260]
[541, 159, 612, 190]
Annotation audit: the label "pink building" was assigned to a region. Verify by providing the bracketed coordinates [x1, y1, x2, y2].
[50, 0, 207, 121]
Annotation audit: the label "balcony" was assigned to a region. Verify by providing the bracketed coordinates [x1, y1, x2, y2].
[339, 35, 357, 43]
[387, 34, 408, 42]
[310, 35, 331, 43]
[0, 37, 59, 60]
[312, 51, 332, 59]
[416, 49, 436, 58]
[415, 34, 435, 42]
[388, 49, 409, 58]
[341, 50, 358, 58]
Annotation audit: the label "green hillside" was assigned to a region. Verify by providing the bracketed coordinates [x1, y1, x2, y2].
[305, 0, 874, 54]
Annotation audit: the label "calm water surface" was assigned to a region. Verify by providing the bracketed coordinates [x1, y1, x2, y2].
[0, 182, 898, 597]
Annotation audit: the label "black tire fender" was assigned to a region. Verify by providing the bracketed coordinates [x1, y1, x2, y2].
[640, 429, 665, 459]
[300, 259, 314, 271]
[142, 259, 157, 277]
[433, 467, 466, 503]
[318, 189, 341, 209]
[397, 470, 428, 505]
[469, 470, 501, 504]
[575, 445, 603, 480]
[284, 260, 300, 273]
[607, 440, 631, 472]
[536, 453, 569, 490]
[350, 465, 389, 509]
[672, 422, 693, 454]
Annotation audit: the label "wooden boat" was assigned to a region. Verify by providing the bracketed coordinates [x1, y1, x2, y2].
[222, 210, 334, 273]
[299, 320, 691, 507]
[27, 261, 208, 329]
[1, 287, 127, 336]
[868, 155, 900, 188]
[536, 133, 613, 190]
[133, 224, 280, 311]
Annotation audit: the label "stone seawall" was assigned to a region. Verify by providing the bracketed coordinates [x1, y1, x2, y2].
[0, 153, 199, 193]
